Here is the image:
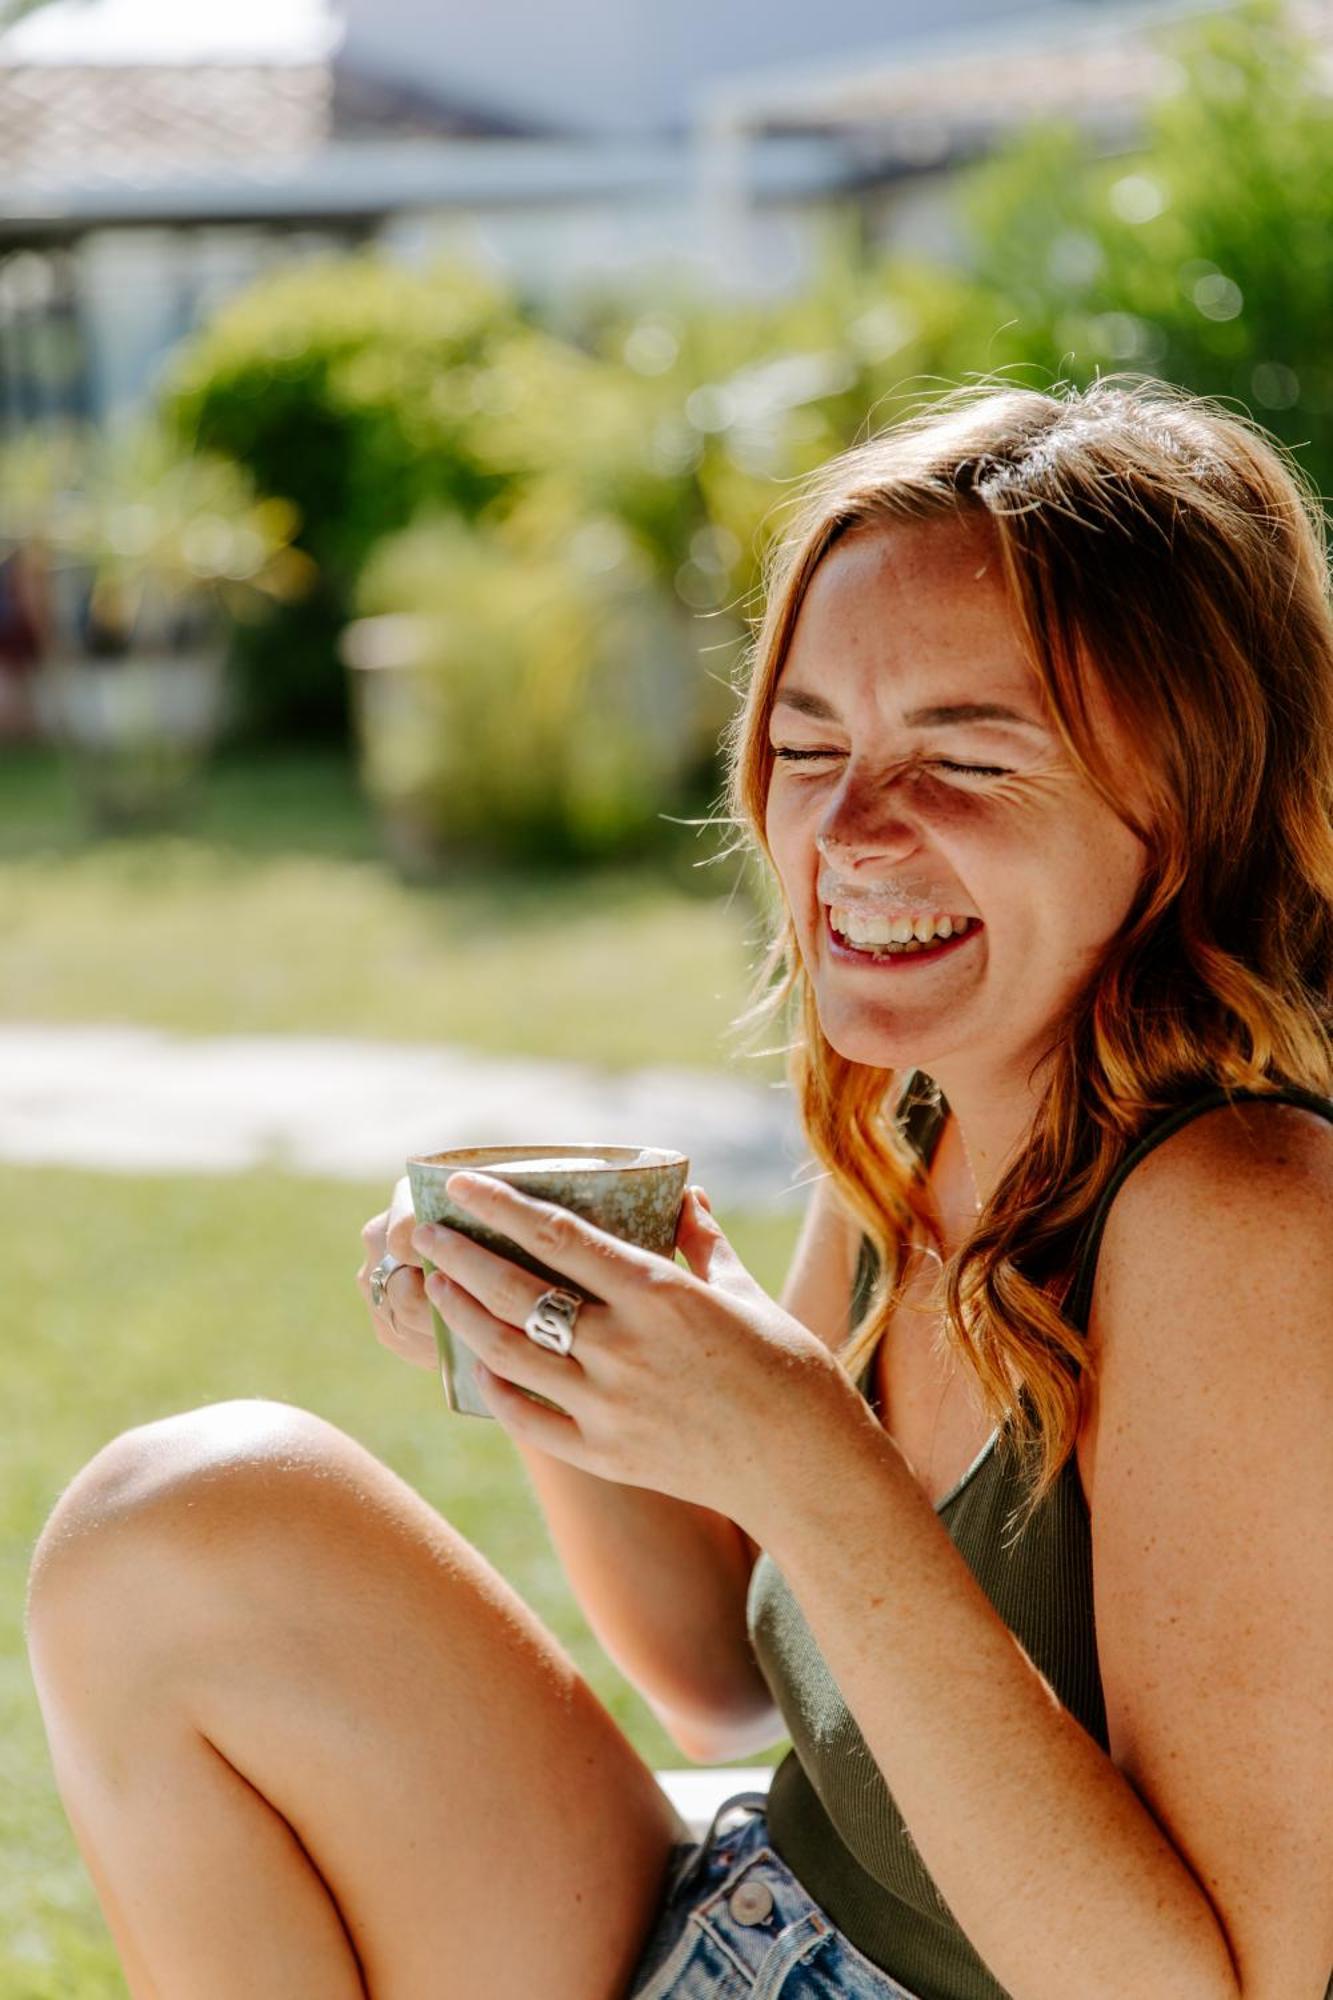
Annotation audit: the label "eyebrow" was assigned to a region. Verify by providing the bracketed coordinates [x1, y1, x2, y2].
[771, 689, 1046, 731]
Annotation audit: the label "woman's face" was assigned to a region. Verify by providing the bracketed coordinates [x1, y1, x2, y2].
[764, 515, 1149, 1086]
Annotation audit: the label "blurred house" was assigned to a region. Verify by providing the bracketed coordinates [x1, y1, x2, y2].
[0, 0, 1270, 428]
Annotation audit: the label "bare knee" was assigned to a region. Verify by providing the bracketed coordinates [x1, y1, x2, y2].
[26, 1400, 366, 1669]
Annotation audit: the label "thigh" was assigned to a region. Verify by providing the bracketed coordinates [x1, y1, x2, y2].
[28, 1399, 692, 2000]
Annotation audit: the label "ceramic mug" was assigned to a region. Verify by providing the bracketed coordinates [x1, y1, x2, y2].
[406, 1142, 690, 1416]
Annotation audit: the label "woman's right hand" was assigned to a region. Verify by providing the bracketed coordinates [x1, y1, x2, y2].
[357, 1175, 436, 1369]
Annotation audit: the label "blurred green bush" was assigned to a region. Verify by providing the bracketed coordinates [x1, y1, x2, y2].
[346, 511, 705, 865]
[163, 257, 529, 741]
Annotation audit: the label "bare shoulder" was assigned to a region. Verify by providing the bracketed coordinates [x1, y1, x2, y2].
[1080, 1094, 1333, 1497]
[1080, 1095, 1333, 1994]
[1092, 1094, 1333, 1348]
[1109, 1090, 1333, 1202]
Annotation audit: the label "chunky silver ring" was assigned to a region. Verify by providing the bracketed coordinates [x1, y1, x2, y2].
[370, 1253, 410, 1313]
[523, 1286, 583, 1357]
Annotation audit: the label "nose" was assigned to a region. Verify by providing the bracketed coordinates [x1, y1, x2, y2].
[816, 769, 925, 865]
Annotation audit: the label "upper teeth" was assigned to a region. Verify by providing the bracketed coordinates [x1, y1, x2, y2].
[830, 907, 973, 946]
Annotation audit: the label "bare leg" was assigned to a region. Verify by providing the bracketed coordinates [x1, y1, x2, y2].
[26, 1400, 691, 2000]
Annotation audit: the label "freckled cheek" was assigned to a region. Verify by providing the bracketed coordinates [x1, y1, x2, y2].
[764, 790, 814, 912]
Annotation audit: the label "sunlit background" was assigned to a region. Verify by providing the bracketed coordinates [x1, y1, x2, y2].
[3, 0, 1330, 1985]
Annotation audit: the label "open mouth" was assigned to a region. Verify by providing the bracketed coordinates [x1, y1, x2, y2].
[824, 907, 982, 967]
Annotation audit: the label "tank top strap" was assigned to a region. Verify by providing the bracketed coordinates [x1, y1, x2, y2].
[1062, 1081, 1333, 1338]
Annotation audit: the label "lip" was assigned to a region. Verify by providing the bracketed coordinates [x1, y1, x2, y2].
[823, 906, 984, 969]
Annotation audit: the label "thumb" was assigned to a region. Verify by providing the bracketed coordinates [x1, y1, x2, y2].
[674, 1184, 713, 1259]
[676, 1186, 749, 1289]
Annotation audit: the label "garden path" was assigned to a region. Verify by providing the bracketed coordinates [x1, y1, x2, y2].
[0, 1023, 810, 1209]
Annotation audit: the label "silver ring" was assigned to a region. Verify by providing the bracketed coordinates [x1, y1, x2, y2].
[523, 1287, 583, 1357]
[370, 1253, 409, 1314]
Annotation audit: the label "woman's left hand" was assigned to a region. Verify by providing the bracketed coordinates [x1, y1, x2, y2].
[411, 1174, 850, 1526]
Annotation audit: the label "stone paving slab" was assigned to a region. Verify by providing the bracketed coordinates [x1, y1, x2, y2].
[0, 1024, 813, 1210]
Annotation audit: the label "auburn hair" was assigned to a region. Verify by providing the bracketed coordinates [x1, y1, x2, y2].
[724, 378, 1333, 1519]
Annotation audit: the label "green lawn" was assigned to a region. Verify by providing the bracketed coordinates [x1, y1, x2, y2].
[0, 748, 780, 1073]
[1, 1164, 798, 1997]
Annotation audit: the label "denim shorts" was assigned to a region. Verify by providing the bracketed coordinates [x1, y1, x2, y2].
[626, 1791, 925, 2000]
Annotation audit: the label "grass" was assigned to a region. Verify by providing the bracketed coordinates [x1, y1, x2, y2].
[0, 747, 782, 1073]
[1, 1163, 800, 1996]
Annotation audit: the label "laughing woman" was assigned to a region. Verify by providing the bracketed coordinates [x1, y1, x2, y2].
[26, 380, 1333, 2000]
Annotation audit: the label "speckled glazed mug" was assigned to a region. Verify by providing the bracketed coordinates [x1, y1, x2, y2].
[406, 1142, 690, 1418]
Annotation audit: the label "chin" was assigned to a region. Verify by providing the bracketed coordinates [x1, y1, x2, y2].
[813, 1002, 945, 1073]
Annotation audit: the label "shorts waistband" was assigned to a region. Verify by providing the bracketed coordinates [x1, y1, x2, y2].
[669, 1788, 771, 1903]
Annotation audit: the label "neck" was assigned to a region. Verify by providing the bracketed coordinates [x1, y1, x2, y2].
[916, 1062, 1043, 1259]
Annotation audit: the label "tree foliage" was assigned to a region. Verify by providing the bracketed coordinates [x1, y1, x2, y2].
[955, 0, 1333, 493]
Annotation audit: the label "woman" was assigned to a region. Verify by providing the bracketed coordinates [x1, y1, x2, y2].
[26, 380, 1333, 2000]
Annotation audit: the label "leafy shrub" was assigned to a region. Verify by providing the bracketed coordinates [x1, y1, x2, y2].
[0, 422, 311, 654]
[162, 256, 534, 739]
[348, 511, 707, 865]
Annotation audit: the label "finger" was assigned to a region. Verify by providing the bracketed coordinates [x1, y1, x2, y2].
[412, 1221, 576, 1330]
[356, 1253, 428, 1324]
[675, 1189, 753, 1293]
[357, 1262, 436, 1367]
[360, 1208, 390, 1264]
[380, 1260, 429, 1321]
[375, 1311, 437, 1369]
[438, 1174, 657, 1305]
[385, 1175, 420, 1263]
[425, 1269, 588, 1403]
[466, 1352, 592, 1464]
[674, 1185, 715, 1258]
[470, 1361, 592, 1465]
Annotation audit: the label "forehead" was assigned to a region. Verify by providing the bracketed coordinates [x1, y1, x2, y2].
[777, 514, 1036, 711]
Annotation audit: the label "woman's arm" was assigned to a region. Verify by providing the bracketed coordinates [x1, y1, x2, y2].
[514, 1175, 859, 1761]
[511, 1446, 780, 1762]
[742, 1104, 1333, 2000]
[732, 1171, 861, 1572]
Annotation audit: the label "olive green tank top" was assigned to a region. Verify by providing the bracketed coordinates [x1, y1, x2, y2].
[746, 1076, 1333, 2000]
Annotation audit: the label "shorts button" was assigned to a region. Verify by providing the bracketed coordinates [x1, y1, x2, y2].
[728, 1880, 774, 1925]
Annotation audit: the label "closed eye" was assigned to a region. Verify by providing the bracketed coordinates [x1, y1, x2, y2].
[771, 750, 1013, 778]
[933, 761, 1013, 777]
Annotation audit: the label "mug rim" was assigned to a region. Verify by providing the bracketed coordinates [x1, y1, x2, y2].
[407, 1142, 688, 1174]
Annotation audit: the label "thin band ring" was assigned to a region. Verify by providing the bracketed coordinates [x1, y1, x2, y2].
[370, 1253, 413, 1321]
